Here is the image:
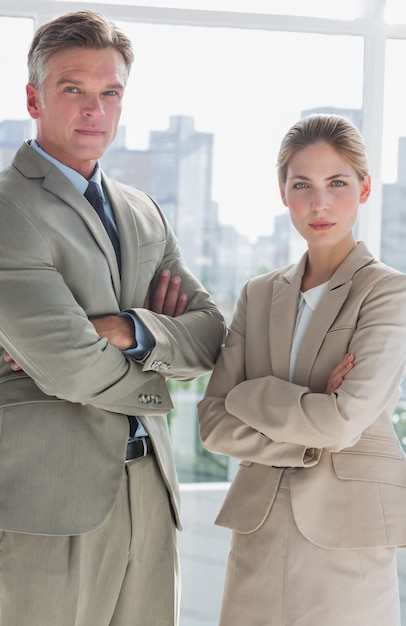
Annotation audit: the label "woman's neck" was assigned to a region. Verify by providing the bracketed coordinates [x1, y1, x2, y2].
[302, 240, 357, 292]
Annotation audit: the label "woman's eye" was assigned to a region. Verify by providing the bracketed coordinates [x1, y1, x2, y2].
[294, 182, 308, 189]
[331, 180, 345, 187]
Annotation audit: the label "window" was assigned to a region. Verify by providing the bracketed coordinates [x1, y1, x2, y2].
[2, 5, 406, 623]
[0, 17, 33, 117]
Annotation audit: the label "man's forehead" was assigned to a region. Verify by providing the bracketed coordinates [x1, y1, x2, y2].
[47, 47, 127, 80]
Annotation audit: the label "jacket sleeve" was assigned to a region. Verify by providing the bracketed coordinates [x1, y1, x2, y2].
[128, 207, 226, 381]
[222, 272, 406, 452]
[0, 196, 225, 415]
[198, 282, 322, 467]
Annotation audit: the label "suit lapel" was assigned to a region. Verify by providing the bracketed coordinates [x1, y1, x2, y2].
[292, 242, 375, 386]
[102, 178, 143, 310]
[41, 167, 144, 311]
[293, 282, 352, 386]
[39, 165, 122, 301]
[270, 254, 307, 380]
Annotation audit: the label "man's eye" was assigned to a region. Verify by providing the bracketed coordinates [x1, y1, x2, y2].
[104, 90, 119, 96]
[64, 86, 80, 93]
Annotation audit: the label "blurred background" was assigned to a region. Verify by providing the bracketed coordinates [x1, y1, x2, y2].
[2, 2, 406, 623]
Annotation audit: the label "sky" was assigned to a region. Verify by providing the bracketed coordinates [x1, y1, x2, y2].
[1, 12, 406, 242]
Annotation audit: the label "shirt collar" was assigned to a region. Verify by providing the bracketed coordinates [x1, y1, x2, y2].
[30, 139, 103, 199]
[300, 281, 329, 311]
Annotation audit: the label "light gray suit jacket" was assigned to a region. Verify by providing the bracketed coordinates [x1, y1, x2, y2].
[0, 141, 225, 535]
[199, 243, 406, 549]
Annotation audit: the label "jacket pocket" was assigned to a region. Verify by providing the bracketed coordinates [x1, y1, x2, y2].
[215, 463, 281, 534]
[138, 240, 166, 265]
[332, 451, 406, 487]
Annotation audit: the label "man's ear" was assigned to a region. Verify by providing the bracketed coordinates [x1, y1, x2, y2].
[359, 174, 371, 204]
[26, 84, 41, 120]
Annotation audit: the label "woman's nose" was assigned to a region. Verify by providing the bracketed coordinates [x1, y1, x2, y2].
[311, 189, 328, 211]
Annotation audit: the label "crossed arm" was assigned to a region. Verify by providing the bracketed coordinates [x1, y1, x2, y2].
[89, 269, 188, 350]
[4, 268, 354, 394]
[4, 268, 188, 370]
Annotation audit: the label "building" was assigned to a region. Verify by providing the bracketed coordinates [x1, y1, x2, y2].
[381, 136, 406, 273]
[0, 119, 32, 169]
[102, 114, 279, 305]
[148, 115, 219, 290]
[301, 105, 362, 130]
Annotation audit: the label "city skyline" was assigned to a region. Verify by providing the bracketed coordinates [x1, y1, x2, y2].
[2, 15, 406, 243]
[1, 16, 365, 241]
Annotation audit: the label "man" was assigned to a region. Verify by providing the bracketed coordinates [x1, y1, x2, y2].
[0, 10, 225, 626]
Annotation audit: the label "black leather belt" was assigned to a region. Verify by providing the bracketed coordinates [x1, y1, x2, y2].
[126, 436, 154, 461]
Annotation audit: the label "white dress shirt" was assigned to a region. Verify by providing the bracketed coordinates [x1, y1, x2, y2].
[289, 282, 329, 381]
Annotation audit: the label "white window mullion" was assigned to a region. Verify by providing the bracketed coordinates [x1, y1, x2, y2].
[358, 22, 386, 257]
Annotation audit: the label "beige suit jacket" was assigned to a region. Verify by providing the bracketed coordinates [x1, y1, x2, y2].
[198, 242, 406, 549]
[0, 141, 225, 535]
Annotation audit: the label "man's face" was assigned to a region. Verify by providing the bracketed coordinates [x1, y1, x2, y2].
[26, 46, 127, 178]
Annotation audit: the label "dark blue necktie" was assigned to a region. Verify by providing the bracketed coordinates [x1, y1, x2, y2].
[85, 180, 138, 438]
[85, 182, 137, 438]
[85, 181, 121, 270]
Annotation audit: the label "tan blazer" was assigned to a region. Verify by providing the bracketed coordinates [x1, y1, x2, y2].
[198, 242, 406, 549]
[0, 141, 225, 535]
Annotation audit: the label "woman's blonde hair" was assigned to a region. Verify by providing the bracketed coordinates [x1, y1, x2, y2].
[277, 114, 369, 183]
[28, 10, 134, 94]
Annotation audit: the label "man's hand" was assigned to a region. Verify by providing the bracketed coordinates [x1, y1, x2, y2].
[324, 353, 354, 394]
[144, 268, 188, 316]
[3, 352, 22, 371]
[90, 315, 135, 350]
[90, 269, 188, 349]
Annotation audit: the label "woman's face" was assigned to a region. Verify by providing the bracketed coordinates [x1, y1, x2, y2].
[279, 141, 371, 253]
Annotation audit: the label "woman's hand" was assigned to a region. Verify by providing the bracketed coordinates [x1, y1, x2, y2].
[325, 353, 354, 394]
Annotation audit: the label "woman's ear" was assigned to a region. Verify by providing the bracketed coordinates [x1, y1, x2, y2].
[279, 181, 288, 207]
[359, 174, 371, 204]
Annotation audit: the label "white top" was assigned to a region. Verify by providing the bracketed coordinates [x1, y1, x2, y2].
[289, 282, 329, 381]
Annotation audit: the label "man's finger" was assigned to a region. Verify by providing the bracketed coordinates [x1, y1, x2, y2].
[174, 292, 188, 317]
[4, 352, 23, 371]
[150, 269, 172, 314]
[161, 276, 182, 316]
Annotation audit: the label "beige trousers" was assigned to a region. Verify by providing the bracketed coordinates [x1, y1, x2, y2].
[219, 473, 400, 626]
[0, 454, 179, 626]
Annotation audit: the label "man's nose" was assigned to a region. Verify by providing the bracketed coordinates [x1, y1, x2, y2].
[82, 96, 104, 116]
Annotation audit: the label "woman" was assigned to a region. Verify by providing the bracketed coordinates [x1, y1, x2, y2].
[198, 114, 406, 625]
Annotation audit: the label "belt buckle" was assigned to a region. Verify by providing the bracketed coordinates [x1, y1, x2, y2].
[141, 437, 148, 457]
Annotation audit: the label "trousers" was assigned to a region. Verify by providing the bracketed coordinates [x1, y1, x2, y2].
[0, 455, 179, 626]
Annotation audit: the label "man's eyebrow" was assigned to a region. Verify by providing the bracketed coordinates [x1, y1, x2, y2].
[56, 78, 125, 90]
[56, 78, 82, 87]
